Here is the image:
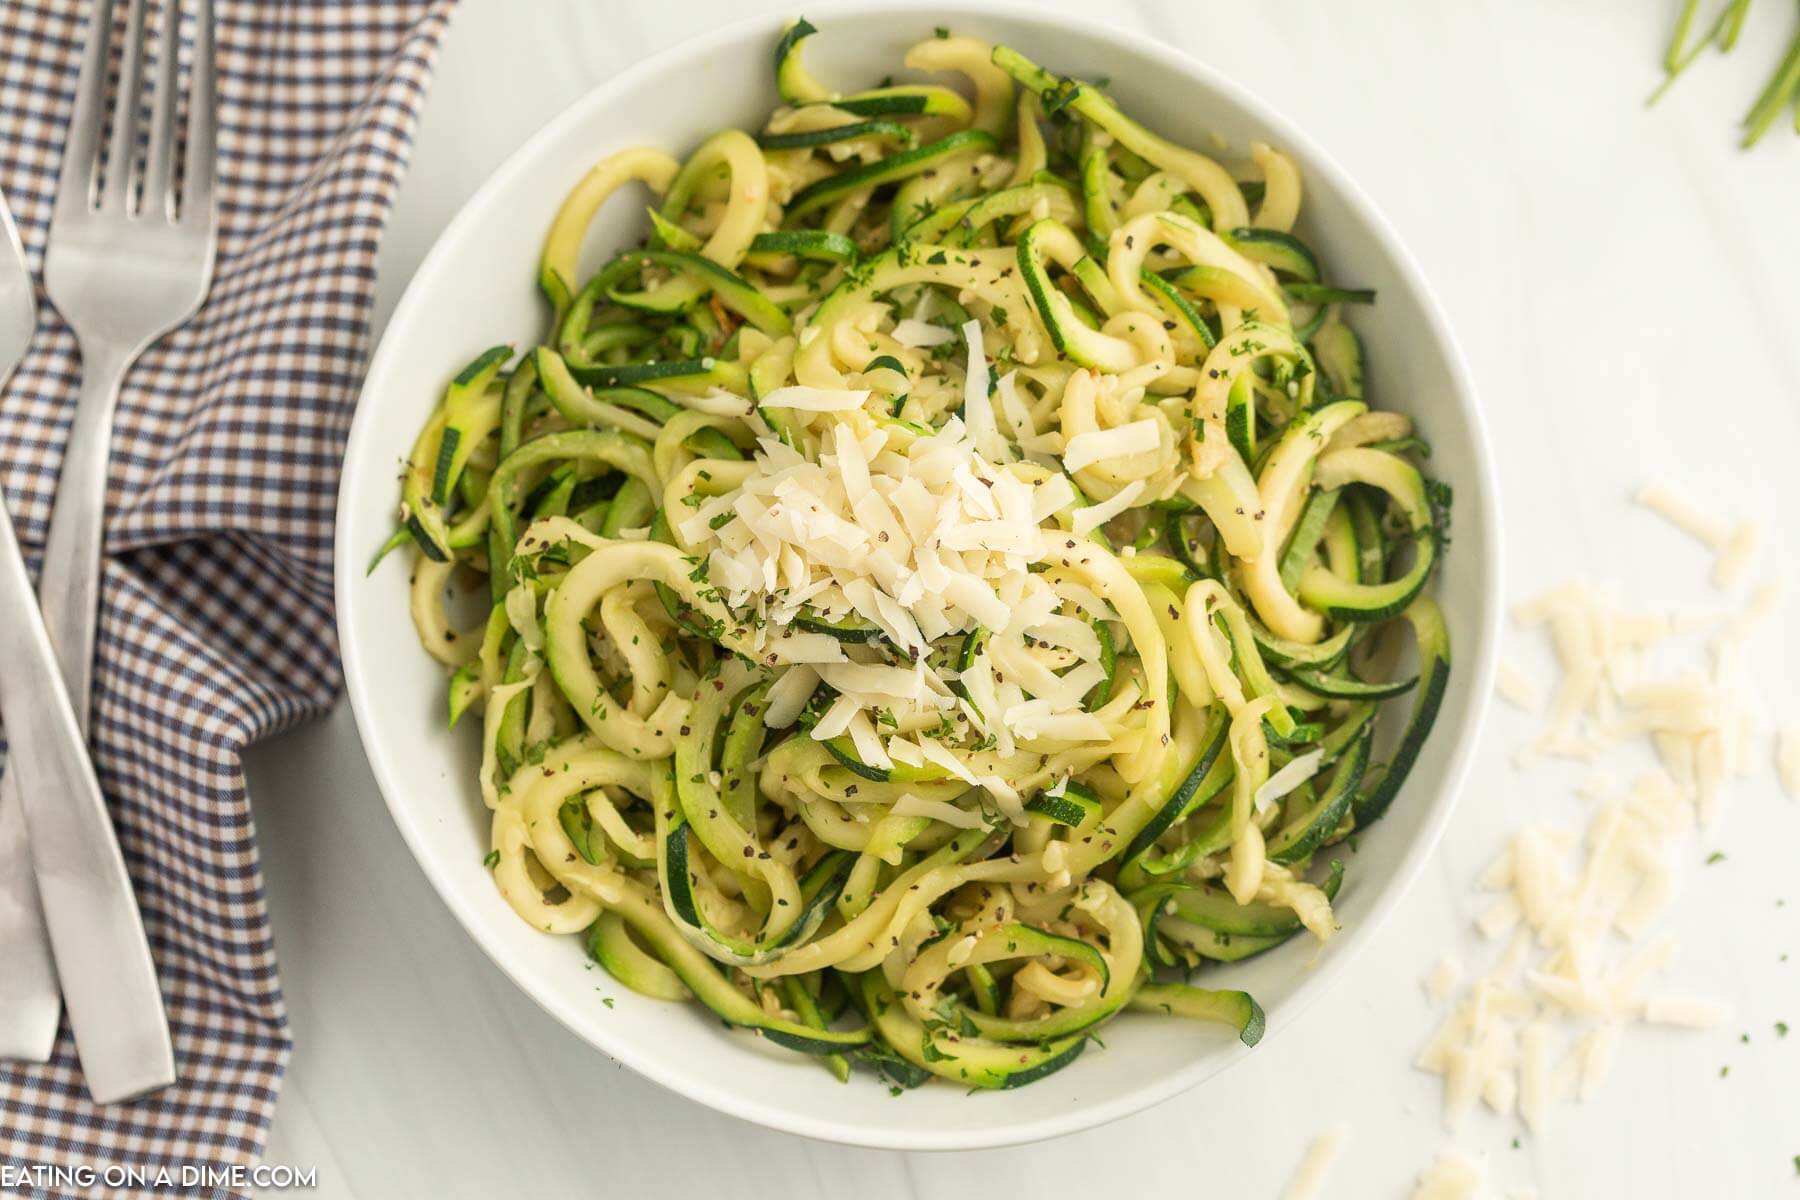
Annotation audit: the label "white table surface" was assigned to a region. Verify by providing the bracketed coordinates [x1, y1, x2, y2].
[246, 1, 1800, 1195]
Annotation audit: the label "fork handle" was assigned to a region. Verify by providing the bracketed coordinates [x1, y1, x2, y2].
[0, 790, 60, 1061]
[37, 344, 129, 723]
[0, 346, 124, 1063]
[0, 345, 175, 1100]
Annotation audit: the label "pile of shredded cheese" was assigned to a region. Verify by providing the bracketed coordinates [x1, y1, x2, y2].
[1415, 481, 1790, 1146]
[685, 329, 1137, 813]
[1509, 576, 1780, 823]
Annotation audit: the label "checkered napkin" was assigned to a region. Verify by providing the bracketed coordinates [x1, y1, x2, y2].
[0, 1, 453, 1192]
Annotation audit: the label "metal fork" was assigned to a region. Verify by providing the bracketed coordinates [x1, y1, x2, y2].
[0, 0, 216, 1101]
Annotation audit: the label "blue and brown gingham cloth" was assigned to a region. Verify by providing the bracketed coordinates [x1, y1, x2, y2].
[0, 1, 454, 1191]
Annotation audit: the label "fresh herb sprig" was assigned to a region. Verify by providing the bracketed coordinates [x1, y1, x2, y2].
[1652, 0, 1800, 147]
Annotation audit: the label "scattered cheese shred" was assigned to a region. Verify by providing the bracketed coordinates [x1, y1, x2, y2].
[1493, 659, 1540, 712]
[1576, 1021, 1620, 1101]
[1410, 1149, 1484, 1200]
[1633, 480, 1762, 591]
[1072, 480, 1145, 534]
[1633, 480, 1728, 547]
[758, 384, 873, 412]
[1254, 749, 1325, 815]
[1778, 726, 1800, 799]
[762, 664, 819, 728]
[1641, 996, 1726, 1029]
[1712, 521, 1761, 590]
[1062, 419, 1159, 473]
[502, 584, 544, 653]
[889, 318, 955, 348]
[1424, 956, 1464, 1003]
[1518, 1021, 1552, 1135]
[959, 319, 1007, 465]
[1507, 579, 1761, 823]
[889, 793, 988, 830]
[1282, 1126, 1348, 1200]
[1417, 479, 1782, 1148]
[994, 369, 1037, 441]
[1474, 895, 1521, 941]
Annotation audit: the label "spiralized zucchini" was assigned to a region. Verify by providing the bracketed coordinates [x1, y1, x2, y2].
[383, 19, 1452, 1091]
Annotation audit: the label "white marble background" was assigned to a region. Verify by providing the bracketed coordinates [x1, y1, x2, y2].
[248, 0, 1800, 1195]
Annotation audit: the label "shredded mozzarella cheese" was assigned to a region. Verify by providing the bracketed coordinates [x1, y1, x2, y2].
[1282, 1126, 1348, 1200]
[1634, 480, 1728, 547]
[763, 665, 819, 728]
[1071, 480, 1145, 534]
[1062, 419, 1159, 473]
[889, 318, 955, 348]
[1712, 521, 1761, 589]
[1641, 996, 1726, 1029]
[1410, 1150, 1484, 1200]
[1424, 956, 1463, 1003]
[1494, 659, 1540, 712]
[1254, 749, 1325, 815]
[1633, 480, 1763, 591]
[1418, 480, 1782, 1148]
[759, 385, 873, 412]
[1778, 726, 1800, 798]
[890, 793, 988, 830]
[503, 584, 544, 653]
[693, 374, 1113, 769]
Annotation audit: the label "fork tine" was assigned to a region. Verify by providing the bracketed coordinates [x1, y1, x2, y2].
[52, 0, 118, 224]
[178, 0, 216, 231]
[140, 0, 182, 221]
[97, 0, 147, 213]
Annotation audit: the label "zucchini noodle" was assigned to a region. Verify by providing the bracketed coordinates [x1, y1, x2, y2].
[382, 19, 1453, 1091]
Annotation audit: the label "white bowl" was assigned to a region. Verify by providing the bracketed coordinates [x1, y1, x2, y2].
[335, 0, 1501, 1150]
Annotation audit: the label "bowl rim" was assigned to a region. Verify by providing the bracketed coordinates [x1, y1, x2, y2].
[335, 0, 1503, 1151]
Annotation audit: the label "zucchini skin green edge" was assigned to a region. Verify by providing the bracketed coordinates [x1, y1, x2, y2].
[606, 884, 872, 1055]
[1266, 726, 1371, 865]
[854, 973, 1090, 1089]
[786, 129, 998, 220]
[757, 121, 913, 153]
[1119, 707, 1231, 864]
[1023, 781, 1102, 827]
[1148, 859, 1346, 939]
[821, 736, 950, 784]
[1352, 595, 1451, 827]
[748, 230, 861, 263]
[663, 818, 855, 966]
[791, 609, 884, 643]
[1129, 983, 1266, 1047]
[429, 344, 511, 506]
[1134, 862, 1345, 967]
[1284, 666, 1418, 701]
